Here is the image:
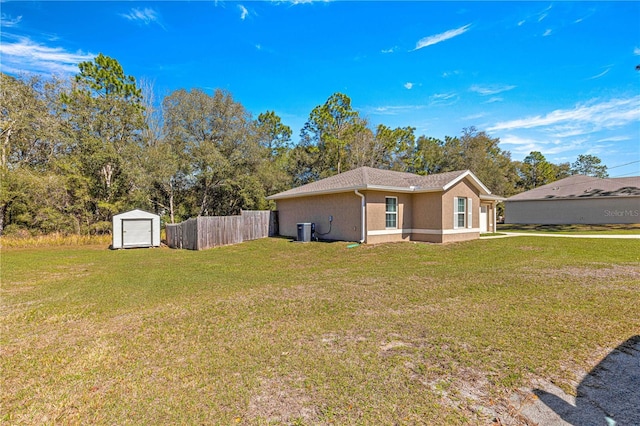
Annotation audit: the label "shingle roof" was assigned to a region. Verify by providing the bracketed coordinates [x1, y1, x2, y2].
[267, 167, 490, 200]
[507, 175, 640, 201]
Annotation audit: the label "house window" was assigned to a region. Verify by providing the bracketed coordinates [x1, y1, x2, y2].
[385, 197, 397, 228]
[455, 197, 466, 228]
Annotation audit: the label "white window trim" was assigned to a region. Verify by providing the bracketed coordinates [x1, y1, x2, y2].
[467, 197, 473, 229]
[454, 197, 467, 229]
[385, 196, 398, 229]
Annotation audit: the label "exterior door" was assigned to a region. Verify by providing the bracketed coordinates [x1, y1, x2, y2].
[479, 205, 488, 233]
[122, 219, 153, 247]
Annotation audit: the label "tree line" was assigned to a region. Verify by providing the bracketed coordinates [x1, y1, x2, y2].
[0, 55, 609, 236]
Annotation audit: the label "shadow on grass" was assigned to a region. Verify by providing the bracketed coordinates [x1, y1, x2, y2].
[533, 335, 640, 426]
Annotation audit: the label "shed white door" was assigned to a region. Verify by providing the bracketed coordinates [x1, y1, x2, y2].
[479, 206, 488, 233]
[122, 219, 153, 247]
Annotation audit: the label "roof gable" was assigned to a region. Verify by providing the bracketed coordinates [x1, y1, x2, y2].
[507, 175, 640, 201]
[267, 167, 492, 200]
[113, 209, 159, 219]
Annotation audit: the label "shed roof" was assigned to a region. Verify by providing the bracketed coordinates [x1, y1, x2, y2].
[113, 209, 160, 219]
[507, 175, 640, 201]
[267, 167, 492, 200]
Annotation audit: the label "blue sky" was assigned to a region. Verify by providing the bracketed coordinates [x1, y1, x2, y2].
[2, 1, 639, 175]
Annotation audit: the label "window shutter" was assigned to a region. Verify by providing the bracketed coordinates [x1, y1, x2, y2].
[453, 197, 458, 228]
[467, 198, 473, 229]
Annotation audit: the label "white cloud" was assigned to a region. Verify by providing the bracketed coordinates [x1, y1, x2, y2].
[239, 5, 249, 20]
[588, 68, 610, 80]
[272, 0, 330, 4]
[367, 105, 425, 116]
[120, 8, 164, 28]
[485, 97, 503, 104]
[634, 47, 640, 56]
[431, 93, 455, 101]
[381, 47, 396, 54]
[0, 35, 95, 75]
[488, 97, 640, 133]
[470, 84, 516, 96]
[1, 13, 22, 28]
[597, 135, 630, 143]
[500, 135, 585, 156]
[414, 24, 471, 51]
[404, 82, 413, 90]
[543, 29, 552, 37]
[462, 113, 485, 121]
[429, 93, 458, 106]
[516, 5, 552, 28]
[442, 70, 462, 78]
[537, 5, 552, 22]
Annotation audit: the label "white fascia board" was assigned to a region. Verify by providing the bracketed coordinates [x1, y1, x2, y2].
[268, 185, 442, 200]
[443, 170, 491, 195]
[365, 185, 441, 193]
[266, 186, 364, 200]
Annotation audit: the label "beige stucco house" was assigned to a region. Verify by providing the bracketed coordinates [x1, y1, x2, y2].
[505, 174, 640, 225]
[267, 167, 503, 244]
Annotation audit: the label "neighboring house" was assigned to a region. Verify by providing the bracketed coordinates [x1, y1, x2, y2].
[505, 175, 640, 225]
[266, 167, 504, 244]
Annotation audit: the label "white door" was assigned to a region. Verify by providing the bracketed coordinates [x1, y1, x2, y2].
[122, 219, 152, 247]
[479, 206, 488, 233]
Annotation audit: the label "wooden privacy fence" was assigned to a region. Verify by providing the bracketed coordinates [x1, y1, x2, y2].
[166, 210, 277, 250]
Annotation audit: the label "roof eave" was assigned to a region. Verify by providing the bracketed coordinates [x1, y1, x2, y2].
[480, 194, 507, 202]
[266, 186, 366, 200]
[267, 184, 443, 200]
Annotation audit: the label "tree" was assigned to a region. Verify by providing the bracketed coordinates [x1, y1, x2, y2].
[254, 111, 295, 200]
[571, 154, 608, 178]
[0, 73, 69, 234]
[518, 151, 555, 190]
[61, 54, 146, 224]
[162, 88, 265, 216]
[412, 136, 445, 175]
[301, 92, 362, 175]
[429, 128, 516, 196]
[372, 124, 416, 171]
[256, 111, 292, 159]
[551, 162, 571, 181]
[75, 53, 142, 101]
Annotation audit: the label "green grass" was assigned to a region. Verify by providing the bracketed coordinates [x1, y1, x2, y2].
[497, 223, 640, 234]
[2, 237, 639, 424]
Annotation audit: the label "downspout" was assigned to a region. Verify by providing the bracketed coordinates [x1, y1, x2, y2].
[354, 190, 365, 243]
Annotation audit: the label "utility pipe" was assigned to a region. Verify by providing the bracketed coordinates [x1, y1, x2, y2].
[354, 190, 365, 243]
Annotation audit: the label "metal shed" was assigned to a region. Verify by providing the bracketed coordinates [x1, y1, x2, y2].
[112, 209, 161, 249]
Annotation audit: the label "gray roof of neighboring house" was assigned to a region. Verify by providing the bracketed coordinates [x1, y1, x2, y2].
[267, 167, 492, 200]
[507, 175, 640, 201]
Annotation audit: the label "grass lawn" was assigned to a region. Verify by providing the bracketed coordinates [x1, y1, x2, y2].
[2, 237, 639, 424]
[497, 223, 640, 234]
